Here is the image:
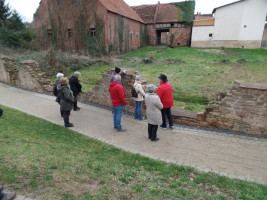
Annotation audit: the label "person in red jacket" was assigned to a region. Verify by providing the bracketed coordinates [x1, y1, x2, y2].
[157, 74, 174, 129]
[109, 74, 127, 132]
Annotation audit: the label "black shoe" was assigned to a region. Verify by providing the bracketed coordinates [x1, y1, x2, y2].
[65, 123, 74, 128]
[151, 138, 160, 142]
[2, 192, 16, 200]
[74, 108, 80, 111]
[160, 125, 167, 130]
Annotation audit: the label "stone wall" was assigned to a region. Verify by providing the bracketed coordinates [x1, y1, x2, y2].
[79, 68, 147, 114]
[0, 56, 53, 94]
[205, 81, 267, 136]
[1, 55, 266, 136]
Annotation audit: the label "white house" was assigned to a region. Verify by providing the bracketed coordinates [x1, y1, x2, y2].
[191, 0, 267, 49]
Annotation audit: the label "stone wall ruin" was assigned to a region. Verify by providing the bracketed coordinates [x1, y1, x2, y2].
[0, 56, 266, 136]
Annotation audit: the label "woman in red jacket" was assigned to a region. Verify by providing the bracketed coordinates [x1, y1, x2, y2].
[157, 74, 174, 129]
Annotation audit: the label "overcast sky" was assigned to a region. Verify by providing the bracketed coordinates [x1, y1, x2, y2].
[6, 0, 238, 22]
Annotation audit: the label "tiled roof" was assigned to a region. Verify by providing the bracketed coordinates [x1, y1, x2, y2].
[132, 3, 181, 24]
[132, 5, 157, 24]
[193, 18, 215, 26]
[195, 14, 214, 20]
[99, 0, 145, 23]
[156, 4, 181, 23]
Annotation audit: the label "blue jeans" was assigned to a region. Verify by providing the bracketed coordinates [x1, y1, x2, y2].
[113, 105, 125, 130]
[134, 101, 143, 120]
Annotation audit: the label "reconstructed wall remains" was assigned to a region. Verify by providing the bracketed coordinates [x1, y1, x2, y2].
[0, 56, 52, 94]
[205, 81, 267, 136]
[1, 56, 266, 136]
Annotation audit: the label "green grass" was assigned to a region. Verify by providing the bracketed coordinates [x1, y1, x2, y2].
[1, 105, 267, 200]
[65, 47, 267, 112]
[14, 47, 267, 112]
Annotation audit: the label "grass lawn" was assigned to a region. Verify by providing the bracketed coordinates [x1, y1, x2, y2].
[66, 47, 267, 112]
[0, 105, 267, 200]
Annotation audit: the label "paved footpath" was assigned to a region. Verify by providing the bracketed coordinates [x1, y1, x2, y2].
[1, 83, 267, 187]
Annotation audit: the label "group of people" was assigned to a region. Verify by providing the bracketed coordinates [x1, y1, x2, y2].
[54, 67, 174, 141]
[54, 72, 82, 127]
[109, 67, 174, 141]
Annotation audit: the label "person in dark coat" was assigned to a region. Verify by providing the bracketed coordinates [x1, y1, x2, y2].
[110, 67, 126, 85]
[0, 107, 3, 118]
[54, 73, 64, 117]
[0, 186, 16, 200]
[57, 77, 75, 128]
[69, 72, 82, 111]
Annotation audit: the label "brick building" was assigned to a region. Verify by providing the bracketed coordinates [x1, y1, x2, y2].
[33, 0, 145, 54]
[132, 1, 195, 47]
[34, 0, 195, 53]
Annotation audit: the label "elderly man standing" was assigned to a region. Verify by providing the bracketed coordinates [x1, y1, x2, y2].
[157, 74, 174, 129]
[69, 72, 82, 111]
[109, 74, 127, 132]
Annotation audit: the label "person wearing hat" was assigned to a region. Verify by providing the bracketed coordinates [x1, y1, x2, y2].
[157, 74, 174, 129]
[110, 67, 127, 85]
[145, 84, 163, 141]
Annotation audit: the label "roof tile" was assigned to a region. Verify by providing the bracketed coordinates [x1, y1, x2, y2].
[99, 0, 145, 23]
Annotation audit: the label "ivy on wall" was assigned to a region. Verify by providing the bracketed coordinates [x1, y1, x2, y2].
[118, 16, 124, 53]
[78, 12, 106, 56]
[171, 0, 195, 24]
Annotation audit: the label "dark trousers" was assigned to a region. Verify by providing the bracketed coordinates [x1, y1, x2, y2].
[0, 191, 4, 199]
[60, 109, 64, 117]
[74, 96, 78, 109]
[148, 124, 158, 140]
[161, 107, 174, 128]
[0, 107, 3, 118]
[62, 111, 71, 125]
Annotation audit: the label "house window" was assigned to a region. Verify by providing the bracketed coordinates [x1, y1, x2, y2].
[57, 0, 62, 5]
[136, 32, 139, 39]
[91, 28, 96, 37]
[130, 32, 133, 40]
[68, 29, 73, 38]
[73, 0, 78, 4]
[171, 23, 174, 27]
[47, 29, 52, 38]
[209, 33, 213, 37]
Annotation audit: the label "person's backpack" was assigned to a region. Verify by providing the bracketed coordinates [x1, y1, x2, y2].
[53, 85, 58, 97]
[131, 84, 138, 98]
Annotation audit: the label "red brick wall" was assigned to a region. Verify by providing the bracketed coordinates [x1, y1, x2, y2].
[145, 24, 192, 47]
[33, 0, 144, 53]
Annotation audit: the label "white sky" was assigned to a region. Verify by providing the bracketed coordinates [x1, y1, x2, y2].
[6, 0, 238, 22]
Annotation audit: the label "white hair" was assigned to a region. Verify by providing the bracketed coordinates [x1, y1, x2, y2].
[136, 75, 142, 81]
[56, 73, 64, 79]
[74, 71, 81, 78]
[114, 74, 121, 82]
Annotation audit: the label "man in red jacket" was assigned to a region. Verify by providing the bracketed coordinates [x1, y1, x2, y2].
[109, 74, 127, 132]
[157, 74, 174, 129]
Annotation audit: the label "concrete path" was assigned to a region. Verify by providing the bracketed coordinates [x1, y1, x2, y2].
[0, 83, 267, 185]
